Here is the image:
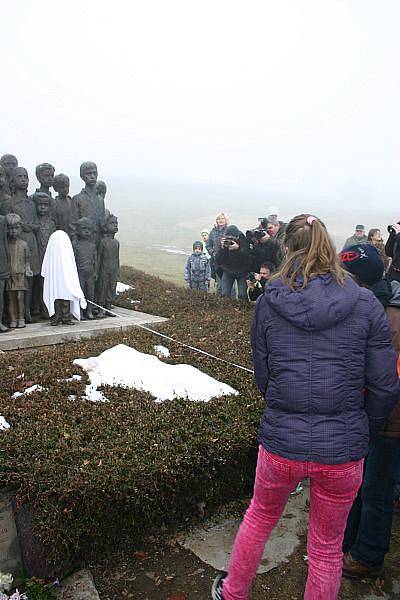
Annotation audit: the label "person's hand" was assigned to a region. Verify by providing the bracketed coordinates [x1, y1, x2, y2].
[246, 279, 255, 289]
[259, 232, 270, 243]
[228, 241, 239, 251]
[254, 272, 262, 281]
[392, 224, 400, 234]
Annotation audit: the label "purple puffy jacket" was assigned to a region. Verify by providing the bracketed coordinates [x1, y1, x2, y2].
[251, 274, 400, 464]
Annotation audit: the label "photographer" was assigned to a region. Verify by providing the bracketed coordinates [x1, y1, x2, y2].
[246, 220, 284, 272]
[215, 224, 251, 300]
[246, 262, 274, 302]
[385, 222, 400, 282]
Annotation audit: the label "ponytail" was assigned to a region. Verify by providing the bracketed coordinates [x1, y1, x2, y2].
[271, 214, 347, 290]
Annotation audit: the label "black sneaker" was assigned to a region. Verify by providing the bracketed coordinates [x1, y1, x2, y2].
[211, 572, 227, 599]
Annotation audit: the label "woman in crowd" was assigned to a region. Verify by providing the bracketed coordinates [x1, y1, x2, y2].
[385, 222, 400, 282]
[367, 228, 390, 271]
[215, 224, 251, 300]
[206, 212, 229, 294]
[212, 214, 399, 600]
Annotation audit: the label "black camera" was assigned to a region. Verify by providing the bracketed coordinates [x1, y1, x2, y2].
[247, 272, 256, 283]
[246, 228, 267, 243]
[223, 236, 238, 248]
[388, 225, 396, 234]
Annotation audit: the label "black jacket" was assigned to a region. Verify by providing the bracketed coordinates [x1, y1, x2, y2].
[216, 232, 251, 276]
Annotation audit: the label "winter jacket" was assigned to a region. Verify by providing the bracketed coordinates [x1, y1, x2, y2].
[383, 281, 400, 438]
[252, 274, 400, 464]
[206, 226, 226, 258]
[251, 238, 283, 272]
[215, 227, 251, 277]
[184, 253, 211, 284]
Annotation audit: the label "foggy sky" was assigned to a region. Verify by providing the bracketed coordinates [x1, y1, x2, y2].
[2, 0, 400, 204]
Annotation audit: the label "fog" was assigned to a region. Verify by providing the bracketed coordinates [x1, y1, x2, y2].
[2, 1, 400, 283]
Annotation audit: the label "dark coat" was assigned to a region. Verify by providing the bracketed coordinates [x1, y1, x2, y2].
[252, 274, 400, 464]
[385, 231, 400, 282]
[215, 231, 251, 277]
[251, 239, 283, 272]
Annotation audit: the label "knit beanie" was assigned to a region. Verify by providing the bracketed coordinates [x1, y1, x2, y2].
[339, 243, 384, 286]
[225, 225, 240, 238]
[193, 240, 203, 251]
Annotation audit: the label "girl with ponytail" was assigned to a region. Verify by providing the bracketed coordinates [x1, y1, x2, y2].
[212, 214, 399, 600]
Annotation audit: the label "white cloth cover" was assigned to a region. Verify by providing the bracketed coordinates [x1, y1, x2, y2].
[41, 230, 87, 320]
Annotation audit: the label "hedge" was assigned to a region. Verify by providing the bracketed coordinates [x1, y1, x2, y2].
[0, 267, 262, 564]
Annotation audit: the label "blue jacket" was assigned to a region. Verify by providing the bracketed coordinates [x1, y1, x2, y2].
[252, 274, 400, 464]
[184, 253, 211, 284]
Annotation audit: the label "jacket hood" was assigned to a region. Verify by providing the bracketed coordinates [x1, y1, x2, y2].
[264, 274, 361, 331]
[225, 225, 241, 237]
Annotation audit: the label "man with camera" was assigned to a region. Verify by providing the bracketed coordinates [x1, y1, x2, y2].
[215, 225, 251, 300]
[246, 262, 274, 302]
[246, 218, 284, 272]
[386, 222, 400, 282]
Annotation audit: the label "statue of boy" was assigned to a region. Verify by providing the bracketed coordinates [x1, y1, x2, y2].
[0, 165, 12, 216]
[33, 193, 56, 318]
[35, 163, 56, 218]
[72, 217, 97, 320]
[97, 213, 120, 317]
[71, 162, 105, 245]
[5, 213, 32, 328]
[53, 173, 72, 236]
[0, 154, 18, 194]
[10, 167, 40, 323]
[0, 212, 9, 332]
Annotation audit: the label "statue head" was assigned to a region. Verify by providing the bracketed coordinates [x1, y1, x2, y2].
[96, 180, 107, 199]
[12, 167, 29, 191]
[79, 162, 98, 187]
[105, 212, 118, 235]
[53, 173, 70, 197]
[33, 192, 51, 217]
[6, 213, 22, 239]
[76, 216, 93, 239]
[35, 163, 55, 187]
[0, 154, 18, 178]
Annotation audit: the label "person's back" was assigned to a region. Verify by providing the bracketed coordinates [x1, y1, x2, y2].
[212, 214, 399, 600]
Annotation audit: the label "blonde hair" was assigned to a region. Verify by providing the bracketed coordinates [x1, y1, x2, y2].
[272, 214, 347, 290]
[215, 212, 230, 227]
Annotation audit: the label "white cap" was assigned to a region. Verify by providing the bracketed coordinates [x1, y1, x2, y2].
[268, 206, 279, 218]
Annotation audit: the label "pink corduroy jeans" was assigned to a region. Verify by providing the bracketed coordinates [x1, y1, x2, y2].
[223, 446, 363, 600]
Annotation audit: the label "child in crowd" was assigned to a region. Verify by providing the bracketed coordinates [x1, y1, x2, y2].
[33, 193, 56, 317]
[6, 214, 31, 328]
[97, 212, 120, 316]
[184, 241, 211, 291]
[72, 217, 97, 320]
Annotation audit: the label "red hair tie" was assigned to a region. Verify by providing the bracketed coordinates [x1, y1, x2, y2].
[306, 216, 316, 226]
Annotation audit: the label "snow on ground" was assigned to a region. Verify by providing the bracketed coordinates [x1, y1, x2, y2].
[154, 345, 170, 358]
[12, 384, 46, 399]
[0, 416, 10, 431]
[116, 282, 133, 293]
[73, 344, 238, 403]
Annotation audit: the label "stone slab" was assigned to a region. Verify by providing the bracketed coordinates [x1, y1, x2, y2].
[180, 484, 309, 574]
[0, 492, 23, 580]
[0, 307, 167, 351]
[55, 569, 100, 600]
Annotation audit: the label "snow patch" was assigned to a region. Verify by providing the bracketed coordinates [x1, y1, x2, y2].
[73, 344, 237, 403]
[12, 385, 46, 399]
[116, 281, 133, 294]
[0, 416, 10, 431]
[154, 345, 170, 358]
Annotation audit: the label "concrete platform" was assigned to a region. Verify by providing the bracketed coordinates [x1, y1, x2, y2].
[0, 307, 167, 351]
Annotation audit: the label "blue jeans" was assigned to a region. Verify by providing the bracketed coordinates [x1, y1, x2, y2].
[221, 271, 247, 300]
[343, 435, 400, 568]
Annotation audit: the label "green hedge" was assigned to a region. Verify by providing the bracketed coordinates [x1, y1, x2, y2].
[0, 267, 262, 563]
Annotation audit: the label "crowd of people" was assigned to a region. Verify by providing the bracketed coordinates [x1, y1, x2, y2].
[208, 212, 400, 600]
[184, 207, 400, 305]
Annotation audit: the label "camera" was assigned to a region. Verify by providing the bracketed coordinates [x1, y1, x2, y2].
[258, 217, 268, 228]
[247, 272, 256, 283]
[246, 228, 267, 243]
[388, 225, 396, 234]
[223, 236, 238, 248]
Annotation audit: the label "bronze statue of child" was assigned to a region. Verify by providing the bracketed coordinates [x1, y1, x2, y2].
[33, 193, 56, 318]
[6, 213, 32, 328]
[0, 211, 9, 332]
[35, 163, 56, 219]
[72, 217, 97, 320]
[53, 173, 72, 236]
[97, 213, 120, 317]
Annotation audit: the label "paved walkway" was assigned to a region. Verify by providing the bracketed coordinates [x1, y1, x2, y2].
[0, 307, 167, 351]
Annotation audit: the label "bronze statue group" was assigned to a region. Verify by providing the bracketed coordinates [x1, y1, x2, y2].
[0, 154, 120, 331]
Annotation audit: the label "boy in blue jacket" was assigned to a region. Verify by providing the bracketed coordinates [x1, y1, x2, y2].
[184, 241, 211, 291]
